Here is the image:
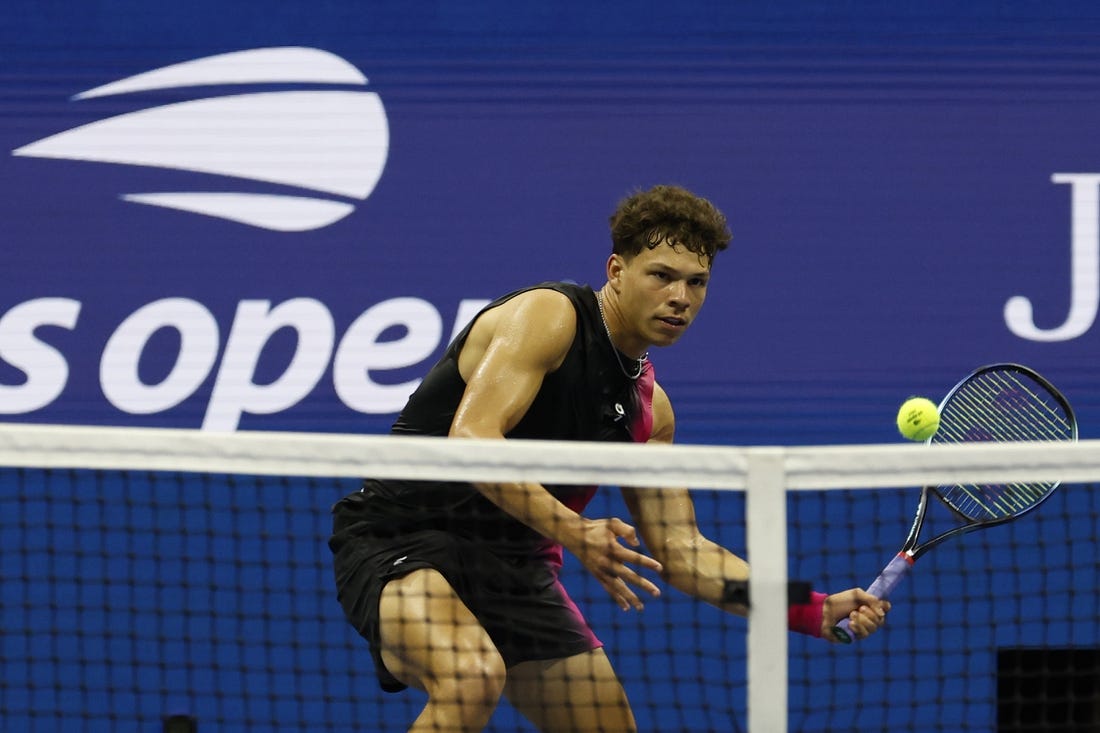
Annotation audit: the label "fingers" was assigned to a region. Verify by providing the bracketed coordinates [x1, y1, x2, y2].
[606, 559, 662, 610]
[823, 589, 891, 642]
[605, 576, 644, 612]
[850, 588, 888, 609]
[600, 547, 662, 611]
[846, 602, 888, 639]
[621, 546, 663, 574]
[608, 517, 639, 545]
[584, 518, 663, 610]
[605, 518, 663, 573]
[843, 595, 890, 640]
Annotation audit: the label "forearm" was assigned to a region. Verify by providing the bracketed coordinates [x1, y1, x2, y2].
[659, 537, 831, 637]
[658, 536, 751, 616]
[472, 480, 586, 546]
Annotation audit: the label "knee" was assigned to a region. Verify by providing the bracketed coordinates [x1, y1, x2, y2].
[427, 648, 507, 714]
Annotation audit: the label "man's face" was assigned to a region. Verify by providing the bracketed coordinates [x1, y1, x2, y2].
[611, 242, 712, 349]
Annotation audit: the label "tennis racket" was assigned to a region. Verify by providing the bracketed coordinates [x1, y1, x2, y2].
[831, 362, 1077, 644]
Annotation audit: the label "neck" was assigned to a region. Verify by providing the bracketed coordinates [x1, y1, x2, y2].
[597, 287, 647, 359]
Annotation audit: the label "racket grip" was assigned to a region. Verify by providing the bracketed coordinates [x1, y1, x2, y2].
[829, 552, 912, 644]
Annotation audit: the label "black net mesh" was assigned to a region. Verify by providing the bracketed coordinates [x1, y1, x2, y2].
[2, 464, 1097, 731]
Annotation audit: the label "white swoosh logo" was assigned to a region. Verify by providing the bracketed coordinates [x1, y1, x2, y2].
[12, 47, 388, 231]
[73, 46, 369, 99]
[122, 193, 355, 232]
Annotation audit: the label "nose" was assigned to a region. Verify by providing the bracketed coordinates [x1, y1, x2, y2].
[667, 280, 689, 308]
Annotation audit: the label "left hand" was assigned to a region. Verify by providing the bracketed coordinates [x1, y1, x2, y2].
[821, 588, 890, 642]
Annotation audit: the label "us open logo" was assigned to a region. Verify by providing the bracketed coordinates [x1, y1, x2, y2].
[12, 46, 389, 232]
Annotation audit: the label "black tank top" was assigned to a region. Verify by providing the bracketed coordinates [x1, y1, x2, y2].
[334, 282, 655, 560]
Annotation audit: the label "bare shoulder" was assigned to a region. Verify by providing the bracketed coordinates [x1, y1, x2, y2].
[649, 380, 676, 443]
[509, 287, 577, 321]
[490, 288, 576, 343]
[460, 287, 578, 376]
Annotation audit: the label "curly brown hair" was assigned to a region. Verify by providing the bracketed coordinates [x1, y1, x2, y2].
[609, 185, 732, 266]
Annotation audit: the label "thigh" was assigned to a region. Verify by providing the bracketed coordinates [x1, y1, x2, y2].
[503, 648, 637, 733]
[378, 567, 505, 693]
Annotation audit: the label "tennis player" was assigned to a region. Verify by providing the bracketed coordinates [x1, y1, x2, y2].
[329, 185, 889, 732]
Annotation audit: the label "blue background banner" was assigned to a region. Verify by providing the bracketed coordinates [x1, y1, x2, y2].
[4, 1, 1100, 444]
[3, 3, 1100, 732]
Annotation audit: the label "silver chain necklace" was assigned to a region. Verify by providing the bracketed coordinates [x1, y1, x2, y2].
[595, 291, 648, 380]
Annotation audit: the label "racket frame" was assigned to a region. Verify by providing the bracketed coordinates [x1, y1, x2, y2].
[829, 362, 1077, 643]
[912, 363, 1076, 558]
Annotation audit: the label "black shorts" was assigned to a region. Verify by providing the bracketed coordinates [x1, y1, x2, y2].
[331, 511, 602, 692]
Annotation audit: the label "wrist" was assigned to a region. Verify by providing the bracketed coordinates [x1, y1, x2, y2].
[788, 591, 828, 637]
[558, 514, 591, 551]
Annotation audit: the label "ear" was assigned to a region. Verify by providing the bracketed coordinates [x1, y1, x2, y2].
[606, 253, 625, 292]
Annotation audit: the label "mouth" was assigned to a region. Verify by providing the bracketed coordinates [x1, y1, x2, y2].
[657, 315, 688, 330]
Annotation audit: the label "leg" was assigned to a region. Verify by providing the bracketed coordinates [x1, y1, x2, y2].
[504, 648, 637, 733]
[379, 568, 507, 732]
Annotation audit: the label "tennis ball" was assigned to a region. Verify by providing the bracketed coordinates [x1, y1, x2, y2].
[896, 397, 940, 441]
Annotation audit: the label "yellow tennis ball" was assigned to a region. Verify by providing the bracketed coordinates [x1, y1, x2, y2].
[896, 397, 940, 441]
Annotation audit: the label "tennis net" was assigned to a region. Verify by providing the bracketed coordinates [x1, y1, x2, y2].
[1, 423, 1098, 732]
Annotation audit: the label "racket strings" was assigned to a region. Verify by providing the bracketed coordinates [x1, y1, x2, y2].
[937, 376, 1070, 443]
[932, 370, 1073, 521]
[970, 372, 1070, 439]
[938, 481, 1053, 520]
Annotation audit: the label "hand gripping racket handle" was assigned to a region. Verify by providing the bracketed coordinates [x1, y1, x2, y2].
[829, 552, 913, 643]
